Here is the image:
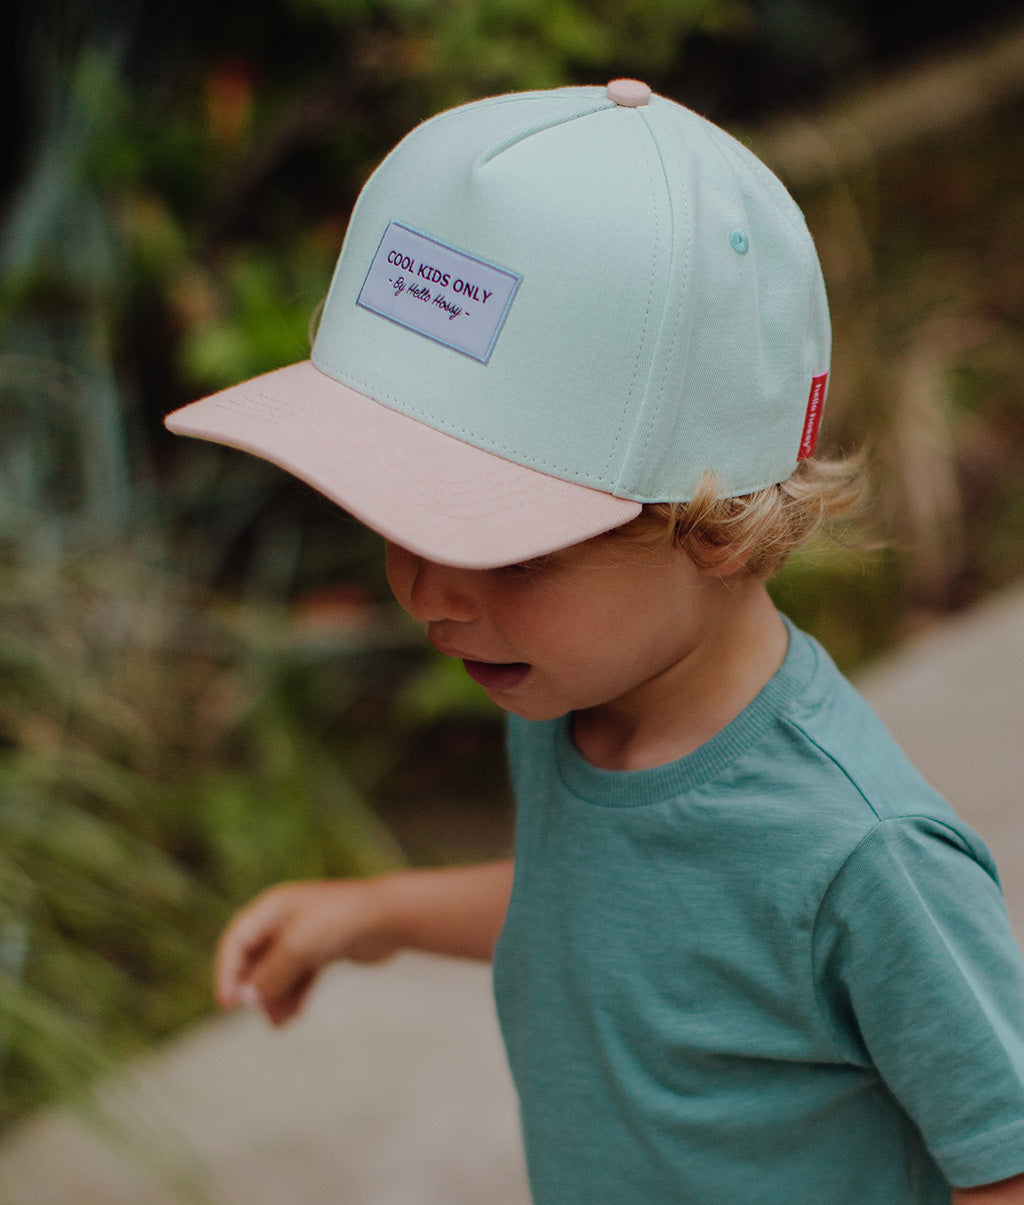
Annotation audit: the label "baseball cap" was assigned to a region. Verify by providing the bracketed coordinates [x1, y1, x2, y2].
[165, 79, 831, 569]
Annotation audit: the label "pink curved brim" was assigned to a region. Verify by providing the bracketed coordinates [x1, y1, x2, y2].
[164, 361, 641, 569]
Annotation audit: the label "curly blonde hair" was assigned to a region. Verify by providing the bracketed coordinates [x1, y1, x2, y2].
[609, 455, 870, 581]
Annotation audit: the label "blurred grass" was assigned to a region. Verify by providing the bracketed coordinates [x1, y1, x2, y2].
[0, 548, 407, 1129]
[0, 3, 1022, 1177]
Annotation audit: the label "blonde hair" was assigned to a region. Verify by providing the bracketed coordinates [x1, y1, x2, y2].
[610, 455, 870, 581]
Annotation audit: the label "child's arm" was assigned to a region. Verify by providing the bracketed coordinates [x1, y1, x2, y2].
[215, 859, 514, 1026]
[954, 1175, 1024, 1203]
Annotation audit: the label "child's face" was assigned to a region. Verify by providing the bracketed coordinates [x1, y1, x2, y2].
[384, 533, 742, 724]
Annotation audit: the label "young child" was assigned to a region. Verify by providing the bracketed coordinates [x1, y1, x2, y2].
[165, 80, 1024, 1202]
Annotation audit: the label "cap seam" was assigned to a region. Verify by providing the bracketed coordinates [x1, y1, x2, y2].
[599, 105, 664, 490]
[614, 101, 689, 496]
[312, 352, 623, 489]
[479, 99, 614, 167]
[422, 88, 612, 150]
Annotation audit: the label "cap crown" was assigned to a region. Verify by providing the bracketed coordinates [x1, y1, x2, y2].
[312, 86, 830, 503]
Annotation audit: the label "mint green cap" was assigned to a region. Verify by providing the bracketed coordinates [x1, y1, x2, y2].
[166, 80, 831, 568]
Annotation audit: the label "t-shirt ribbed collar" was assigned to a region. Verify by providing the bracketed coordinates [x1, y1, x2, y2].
[554, 616, 820, 807]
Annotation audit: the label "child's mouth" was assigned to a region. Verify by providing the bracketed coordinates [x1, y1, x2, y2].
[462, 660, 531, 691]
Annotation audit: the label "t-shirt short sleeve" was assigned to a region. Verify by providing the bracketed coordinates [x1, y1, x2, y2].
[814, 816, 1024, 1188]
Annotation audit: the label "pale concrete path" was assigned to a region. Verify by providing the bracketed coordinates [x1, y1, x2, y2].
[1, 582, 1023, 1205]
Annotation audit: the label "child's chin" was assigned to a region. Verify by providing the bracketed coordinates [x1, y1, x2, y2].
[494, 696, 573, 724]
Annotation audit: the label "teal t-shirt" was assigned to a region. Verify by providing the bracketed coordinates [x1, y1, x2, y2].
[493, 621, 1024, 1204]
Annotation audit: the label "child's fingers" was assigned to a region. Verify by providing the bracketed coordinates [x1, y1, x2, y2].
[215, 893, 286, 1009]
[236, 982, 263, 1009]
[214, 879, 387, 1023]
[262, 968, 318, 1027]
[237, 924, 322, 1020]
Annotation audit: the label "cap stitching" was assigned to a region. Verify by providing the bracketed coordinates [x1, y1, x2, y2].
[598, 108, 663, 487]
[621, 101, 687, 495]
[422, 88, 610, 149]
[312, 354, 620, 488]
[479, 101, 613, 167]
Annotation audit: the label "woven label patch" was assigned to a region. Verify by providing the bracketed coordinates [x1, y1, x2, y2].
[357, 222, 521, 364]
[798, 372, 829, 460]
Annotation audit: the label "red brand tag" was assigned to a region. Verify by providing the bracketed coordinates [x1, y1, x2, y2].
[798, 373, 828, 460]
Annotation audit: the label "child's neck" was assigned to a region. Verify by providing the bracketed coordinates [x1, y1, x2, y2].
[571, 585, 788, 773]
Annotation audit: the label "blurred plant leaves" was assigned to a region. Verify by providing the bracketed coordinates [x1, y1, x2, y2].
[0, 548, 410, 1135]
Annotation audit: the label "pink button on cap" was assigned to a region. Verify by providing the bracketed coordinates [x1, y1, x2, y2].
[607, 79, 651, 107]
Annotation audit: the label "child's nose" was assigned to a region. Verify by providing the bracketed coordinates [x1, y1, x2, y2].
[408, 557, 479, 623]
[393, 548, 479, 624]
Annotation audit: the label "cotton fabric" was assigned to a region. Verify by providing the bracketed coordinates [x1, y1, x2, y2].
[494, 620, 1024, 1203]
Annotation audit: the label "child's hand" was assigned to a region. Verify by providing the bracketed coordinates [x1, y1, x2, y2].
[215, 879, 395, 1026]
[217, 862, 514, 1026]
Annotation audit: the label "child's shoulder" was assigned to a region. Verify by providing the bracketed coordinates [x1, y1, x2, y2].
[778, 622, 981, 840]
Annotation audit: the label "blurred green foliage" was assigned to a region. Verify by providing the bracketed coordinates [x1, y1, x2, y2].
[0, 548, 407, 1128]
[0, 0, 1023, 1160]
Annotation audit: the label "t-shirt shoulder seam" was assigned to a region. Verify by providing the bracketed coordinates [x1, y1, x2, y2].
[779, 712, 884, 822]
